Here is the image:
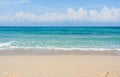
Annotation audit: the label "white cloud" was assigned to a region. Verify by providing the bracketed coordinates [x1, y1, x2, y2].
[66, 7, 88, 22]
[89, 6, 120, 22]
[0, 6, 120, 24]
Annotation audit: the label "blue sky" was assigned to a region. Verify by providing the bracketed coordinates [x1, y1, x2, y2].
[0, 0, 120, 26]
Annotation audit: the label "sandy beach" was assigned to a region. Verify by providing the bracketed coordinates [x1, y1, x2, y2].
[0, 55, 120, 77]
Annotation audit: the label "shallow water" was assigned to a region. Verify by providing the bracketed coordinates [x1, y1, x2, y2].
[0, 27, 120, 51]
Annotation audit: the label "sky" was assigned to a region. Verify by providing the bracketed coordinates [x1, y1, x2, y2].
[0, 0, 120, 26]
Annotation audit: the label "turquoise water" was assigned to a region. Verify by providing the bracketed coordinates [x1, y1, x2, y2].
[0, 27, 120, 50]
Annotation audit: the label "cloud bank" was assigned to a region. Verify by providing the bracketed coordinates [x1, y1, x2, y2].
[0, 6, 120, 24]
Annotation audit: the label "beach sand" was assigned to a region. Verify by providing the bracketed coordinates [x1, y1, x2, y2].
[0, 55, 120, 77]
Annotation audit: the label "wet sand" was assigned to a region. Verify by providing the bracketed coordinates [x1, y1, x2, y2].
[0, 55, 120, 77]
[0, 49, 119, 55]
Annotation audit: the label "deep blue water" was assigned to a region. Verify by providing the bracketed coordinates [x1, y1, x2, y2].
[0, 27, 120, 50]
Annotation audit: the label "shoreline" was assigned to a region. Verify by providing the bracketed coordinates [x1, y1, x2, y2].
[0, 49, 120, 55]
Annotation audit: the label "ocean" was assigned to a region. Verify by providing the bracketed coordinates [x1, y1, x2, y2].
[0, 27, 120, 51]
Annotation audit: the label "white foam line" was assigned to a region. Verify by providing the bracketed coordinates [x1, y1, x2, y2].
[0, 41, 15, 47]
[0, 47, 120, 51]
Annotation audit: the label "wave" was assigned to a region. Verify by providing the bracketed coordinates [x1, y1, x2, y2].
[0, 41, 120, 51]
[0, 41, 14, 48]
